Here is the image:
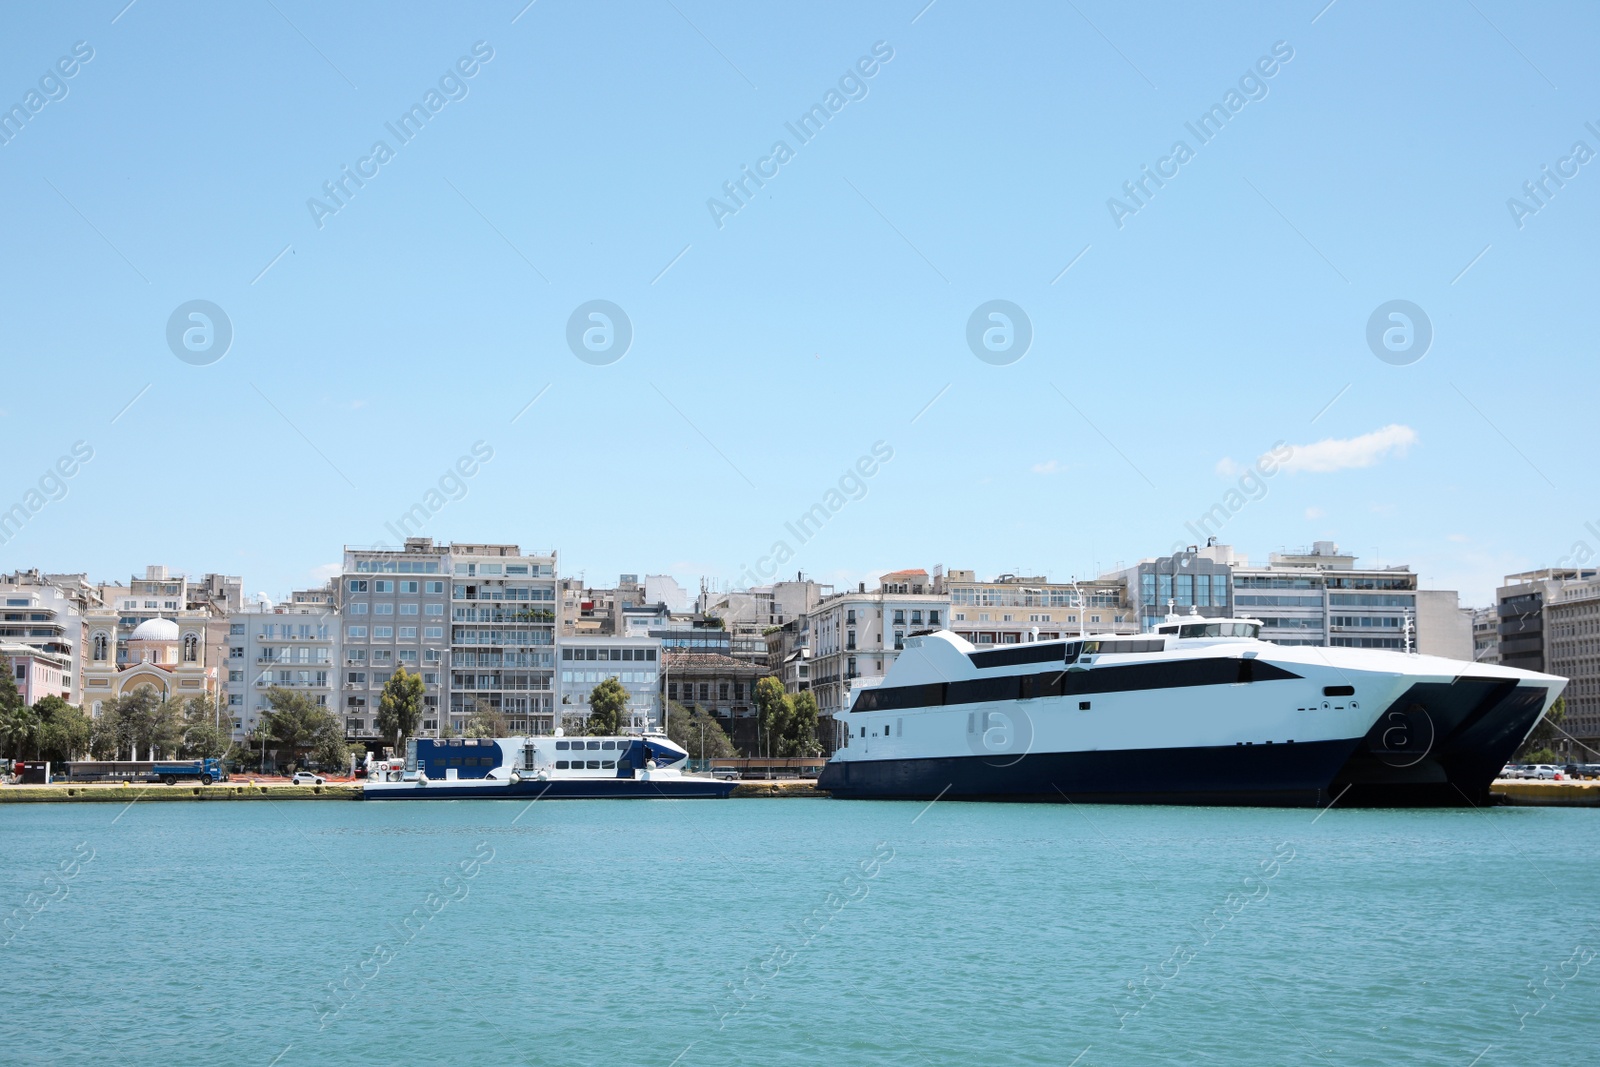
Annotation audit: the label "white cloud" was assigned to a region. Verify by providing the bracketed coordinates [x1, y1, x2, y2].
[1279, 424, 1417, 474]
[309, 562, 340, 583]
[1304, 506, 1325, 520]
[1215, 457, 1242, 478]
[1448, 533, 1469, 543]
[1031, 459, 1061, 475]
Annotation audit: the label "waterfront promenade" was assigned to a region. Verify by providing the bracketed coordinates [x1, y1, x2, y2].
[0, 778, 826, 803]
[0, 778, 1589, 804]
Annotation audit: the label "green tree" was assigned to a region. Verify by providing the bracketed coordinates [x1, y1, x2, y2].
[754, 677, 792, 759]
[0, 705, 40, 761]
[464, 701, 511, 738]
[376, 667, 425, 746]
[587, 677, 628, 735]
[0, 668, 23, 717]
[94, 686, 180, 760]
[313, 730, 355, 772]
[178, 695, 231, 760]
[783, 690, 823, 757]
[33, 696, 91, 763]
[1517, 696, 1568, 762]
[264, 687, 342, 767]
[666, 700, 737, 761]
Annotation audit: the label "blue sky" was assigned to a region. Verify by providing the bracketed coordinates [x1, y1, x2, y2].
[1, 0, 1595, 607]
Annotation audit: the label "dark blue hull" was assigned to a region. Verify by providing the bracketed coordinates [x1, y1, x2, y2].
[363, 777, 736, 801]
[816, 739, 1361, 807]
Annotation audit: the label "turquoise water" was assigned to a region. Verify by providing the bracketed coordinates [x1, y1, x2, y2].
[1, 797, 1596, 1066]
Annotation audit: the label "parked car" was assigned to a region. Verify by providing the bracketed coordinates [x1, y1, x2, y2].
[290, 771, 326, 785]
[710, 768, 742, 781]
[1530, 764, 1560, 780]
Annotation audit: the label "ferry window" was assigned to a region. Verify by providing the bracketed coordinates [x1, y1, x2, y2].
[587, 760, 600, 769]
[1323, 685, 1355, 697]
[555, 740, 568, 750]
[1157, 625, 1177, 634]
[602, 760, 616, 769]
[556, 760, 569, 769]
[601, 741, 615, 750]
[860, 727, 866, 737]
[587, 741, 601, 750]
[1079, 701, 1091, 710]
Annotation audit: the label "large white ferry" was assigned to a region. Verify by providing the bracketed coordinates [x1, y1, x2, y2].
[362, 733, 736, 800]
[816, 614, 1566, 806]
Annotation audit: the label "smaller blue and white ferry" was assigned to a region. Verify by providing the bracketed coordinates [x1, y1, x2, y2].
[362, 732, 736, 801]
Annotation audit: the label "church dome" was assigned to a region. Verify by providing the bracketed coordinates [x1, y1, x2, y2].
[129, 617, 181, 642]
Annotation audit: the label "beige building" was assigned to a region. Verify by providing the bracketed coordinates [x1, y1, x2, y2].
[82, 617, 221, 743]
[807, 569, 949, 751]
[942, 569, 1136, 645]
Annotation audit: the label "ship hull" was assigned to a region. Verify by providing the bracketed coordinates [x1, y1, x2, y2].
[817, 737, 1359, 807]
[363, 777, 736, 801]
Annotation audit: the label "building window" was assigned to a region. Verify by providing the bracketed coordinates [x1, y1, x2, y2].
[847, 629, 856, 651]
[699, 684, 709, 702]
[92, 632, 108, 661]
[734, 682, 744, 700]
[719, 683, 729, 701]
[183, 633, 199, 662]
[667, 683, 678, 700]
[894, 630, 904, 649]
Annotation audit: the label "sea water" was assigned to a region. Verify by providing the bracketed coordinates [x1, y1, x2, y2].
[1, 797, 1596, 1066]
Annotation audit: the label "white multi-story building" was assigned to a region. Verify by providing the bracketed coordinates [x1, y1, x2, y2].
[0, 573, 86, 704]
[224, 592, 341, 740]
[339, 539, 453, 739]
[1124, 542, 1472, 660]
[557, 634, 664, 733]
[807, 569, 949, 751]
[448, 543, 558, 735]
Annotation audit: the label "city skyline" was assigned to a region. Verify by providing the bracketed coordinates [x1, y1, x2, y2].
[3, 3, 1594, 629]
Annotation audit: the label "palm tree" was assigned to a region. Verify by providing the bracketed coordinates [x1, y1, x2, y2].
[0, 705, 42, 761]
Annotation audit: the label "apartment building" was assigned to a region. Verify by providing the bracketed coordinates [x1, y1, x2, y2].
[1, 643, 72, 703]
[1545, 575, 1600, 755]
[807, 569, 949, 751]
[700, 577, 831, 667]
[0, 572, 86, 704]
[339, 539, 452, 739]
[225, 591, 340, 741]
[944, 569, 1136, 644]
[449, 543, 558, 736]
